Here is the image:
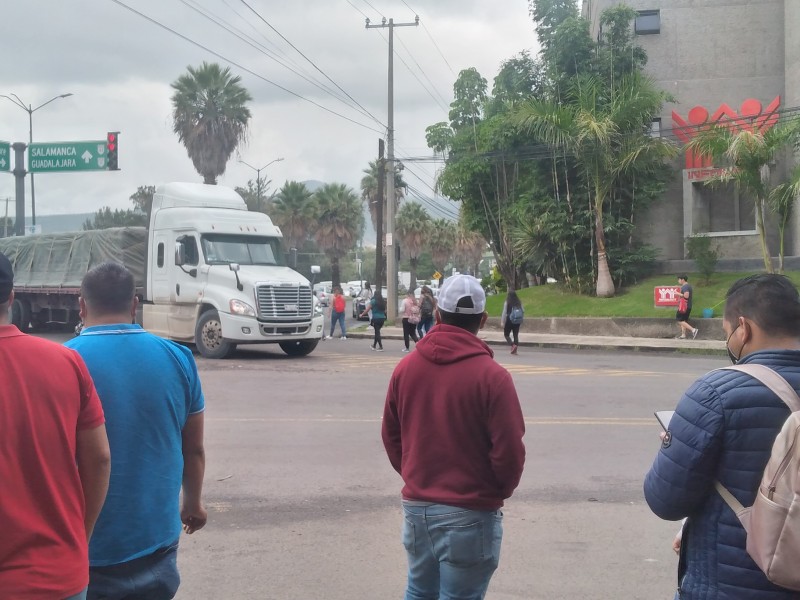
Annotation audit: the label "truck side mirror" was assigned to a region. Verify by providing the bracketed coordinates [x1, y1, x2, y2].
[175, 242, 186, 266]
[311, 265, 321, 274]
[229, 263, 240, 273]
[229, 263, 243, 291]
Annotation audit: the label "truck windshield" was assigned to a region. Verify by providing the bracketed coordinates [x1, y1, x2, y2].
[201, 234, 285, 266]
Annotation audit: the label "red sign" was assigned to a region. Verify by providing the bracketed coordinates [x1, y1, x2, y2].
[672, 96, 781, 169]
[687, 167, 734, 181]
[654, 286, 682, 308]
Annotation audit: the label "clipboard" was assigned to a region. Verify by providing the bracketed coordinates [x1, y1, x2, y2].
[654, 410, 675, 431]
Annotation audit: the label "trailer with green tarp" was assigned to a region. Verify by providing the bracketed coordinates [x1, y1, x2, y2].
[0, 227, 147, 331]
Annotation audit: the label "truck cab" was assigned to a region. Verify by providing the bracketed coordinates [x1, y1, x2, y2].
[143, 182, 324, 358]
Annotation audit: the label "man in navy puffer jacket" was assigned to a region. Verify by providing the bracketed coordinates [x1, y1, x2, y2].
[644, 274, 800, 599]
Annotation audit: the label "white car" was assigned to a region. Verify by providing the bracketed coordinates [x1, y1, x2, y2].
[346, 280, 363, 297]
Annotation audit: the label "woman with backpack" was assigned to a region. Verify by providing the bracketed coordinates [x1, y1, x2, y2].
[401, 290, 420, 352]
[360, 290, 387, 351]
[416, 286, 436, 338]
[501, 290, 524, 355]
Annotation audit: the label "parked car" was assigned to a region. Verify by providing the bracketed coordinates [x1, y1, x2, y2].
[313, 282, 332, 307]
[346, 280, 363, 297]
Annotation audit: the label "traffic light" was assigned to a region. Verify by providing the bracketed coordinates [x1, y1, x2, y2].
[107, 132, 119, 170]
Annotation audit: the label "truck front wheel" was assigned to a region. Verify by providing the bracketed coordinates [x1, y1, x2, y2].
[195, 310, 236, 359]
[279, 339, 319, 357]
[10, 298, 31, 333]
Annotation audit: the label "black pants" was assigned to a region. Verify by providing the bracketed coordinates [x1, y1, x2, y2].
[372, 318, 386, 349]
[504, 320, 520, 345]
[402, 318, 419, 349]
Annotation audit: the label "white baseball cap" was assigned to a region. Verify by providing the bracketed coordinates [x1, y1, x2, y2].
[437, 274, 486, 314]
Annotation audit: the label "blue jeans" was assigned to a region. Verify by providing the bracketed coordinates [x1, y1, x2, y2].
[88, 541, 180, 600]
[329, 310, 346, 337]
[401, 503, 503, 600]
[417, 316, 434, 338]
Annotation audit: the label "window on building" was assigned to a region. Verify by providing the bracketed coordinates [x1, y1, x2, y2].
[635, 10, 660, 35]
[692, 182, 756, 234]
[649, 118, 662, 138]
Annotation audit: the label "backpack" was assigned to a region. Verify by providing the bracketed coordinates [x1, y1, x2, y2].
[420, 296, 433, 319]
[509, 306, 524, 325]
[409, 303, 421, 324]
[333, 294, 345, 313]
[714, 364, 800, 590]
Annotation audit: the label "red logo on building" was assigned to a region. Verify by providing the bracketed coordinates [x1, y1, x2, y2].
[672, 97, 781, 169]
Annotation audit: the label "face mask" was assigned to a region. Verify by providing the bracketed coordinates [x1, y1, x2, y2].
[726, 323, 742, 365]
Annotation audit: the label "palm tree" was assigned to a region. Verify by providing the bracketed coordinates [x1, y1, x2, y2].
[516, 72, 676, 297]
[769, 164, 800, 273]
[454, 221, 486, 277]
[360, 160, 407, 232]
[395, 202, 431, 291]
[428, 218, 456, 280]
[272, 181, 314, 253]
[687, 121, 800, 273]
[171, 62, 252, 184]
[311, 183, 364, 288]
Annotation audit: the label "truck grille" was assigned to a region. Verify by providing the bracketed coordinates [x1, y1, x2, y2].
[256, 285, 313, 320]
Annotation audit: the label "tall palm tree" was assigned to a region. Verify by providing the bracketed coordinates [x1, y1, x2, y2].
[428, 218, 456, 280]
[455, 222, 486, 277]
[272, 181, 314, 252]
[395, 202, 431, 291]
[360, 160, 407, 231]
[687, 121, 800, 273]
[311, 183, 364, 289]
[516, 72, 676, 297]
[171, 62, 252, 184]
[769, 164, 800, 273]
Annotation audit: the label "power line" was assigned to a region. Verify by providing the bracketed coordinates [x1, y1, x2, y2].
[398, 0, 456, 75]
[361, 0, 385, 19]
[237, 0, 385, 128]
[345, 0, 371, 20]
[179, 0, 382, 125]
[395, 30, 451, 111]
[106, 0, 386, 135]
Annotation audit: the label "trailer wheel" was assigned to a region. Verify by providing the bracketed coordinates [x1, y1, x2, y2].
[279, 339, 319, 357]
[195, 310, 236, 359]
[10, 298, 31, 333]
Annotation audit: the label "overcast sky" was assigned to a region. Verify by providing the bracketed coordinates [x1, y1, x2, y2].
[0, 0, 538, 224]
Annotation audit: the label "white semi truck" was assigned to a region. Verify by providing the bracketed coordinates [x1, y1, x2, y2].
[0, 182, 325, 358]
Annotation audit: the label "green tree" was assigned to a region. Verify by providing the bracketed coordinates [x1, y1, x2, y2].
[235, 179, 272, 213]
[454, 222, 486, 277]
[395, 202, 431, 291]
[83, 207, 147, 230]
[687, 121, 800, 273]
[427, 218, 456, 276]
[516, 72, 677, 297]
[272, 181, 314, 253]
[171, 62, 252, 184]
[770, 164, 800, 273]
[129, 185, 155, 221]
[360, 160, 406, 232]
[311, 184, 364, 289]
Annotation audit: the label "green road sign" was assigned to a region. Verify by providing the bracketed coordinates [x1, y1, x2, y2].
[0, 141, 10, 172]
[28, 141, 109, 173]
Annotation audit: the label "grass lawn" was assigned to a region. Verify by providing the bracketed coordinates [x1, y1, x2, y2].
[485, 272, 800, 318]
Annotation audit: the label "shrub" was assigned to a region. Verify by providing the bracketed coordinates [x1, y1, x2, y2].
[686, 235, 719, 284]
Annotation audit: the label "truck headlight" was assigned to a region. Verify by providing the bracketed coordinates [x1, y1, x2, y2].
[229, 299, 256, 317]
[313, 297, 323, 315]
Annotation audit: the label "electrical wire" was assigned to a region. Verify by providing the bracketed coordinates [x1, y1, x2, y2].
[395, 30, 451, 112]
[106, 0, 386, 135]
[398, 0, 456, 75]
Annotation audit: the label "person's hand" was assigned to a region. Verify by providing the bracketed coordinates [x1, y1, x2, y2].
[672, 529, 682, 554]
[181, 503, 207, 534]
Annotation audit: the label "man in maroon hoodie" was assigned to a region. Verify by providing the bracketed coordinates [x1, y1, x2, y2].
[382, 274, 526, 600]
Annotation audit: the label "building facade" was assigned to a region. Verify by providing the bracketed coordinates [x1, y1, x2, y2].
[582, 0, 800, 263]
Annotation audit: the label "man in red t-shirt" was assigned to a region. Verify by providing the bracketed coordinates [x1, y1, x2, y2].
[0, 252, 111, 600]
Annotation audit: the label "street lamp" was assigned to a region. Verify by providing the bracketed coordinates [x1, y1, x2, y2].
[0, 92, 73, 227]
[239, 157, 284, 212]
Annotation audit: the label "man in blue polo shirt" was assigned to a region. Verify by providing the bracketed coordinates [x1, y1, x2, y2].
[66, 262, 206, 600]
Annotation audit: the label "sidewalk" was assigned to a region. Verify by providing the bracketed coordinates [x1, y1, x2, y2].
[347, 325, 727, 354]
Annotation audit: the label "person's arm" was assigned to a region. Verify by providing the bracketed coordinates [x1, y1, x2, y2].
[181, 412, 207, 534]
[501, 302, 507, 326]
[381, 381, 403, 474]
[76, 424, 111, 540]
[487, 372, 526, 498]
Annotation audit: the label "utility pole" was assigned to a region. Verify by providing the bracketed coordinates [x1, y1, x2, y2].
[239, 157, 284, 212]
[366, 15, 419, 321]
[375, 139, 385, 291]
[12, 143, 26, 237]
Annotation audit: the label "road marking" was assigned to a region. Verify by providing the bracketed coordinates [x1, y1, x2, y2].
[206, 416, 654, 426]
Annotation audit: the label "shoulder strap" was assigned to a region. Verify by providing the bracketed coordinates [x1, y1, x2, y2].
[715, 364, 800, 514]
[722, 364, 800, 412]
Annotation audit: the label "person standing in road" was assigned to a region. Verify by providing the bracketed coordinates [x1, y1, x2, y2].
[501, 289, 524, 355]
[66, 262, 206, 600]
[645, 274, 800, 599]
[328, 286, 348, 340]
[400, 290, 420, 352]
[359, 281, 373, 302]
[676, 275, 699, 340]
[382, 274, 526, 600]
[0, 252, 111, 600]
[362, 289, 387, 351]
[416, 286, 436, 338]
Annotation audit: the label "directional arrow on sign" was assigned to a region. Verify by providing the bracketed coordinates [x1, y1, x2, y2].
[0, 159, 5, 169]
[81, 150, 93, 163]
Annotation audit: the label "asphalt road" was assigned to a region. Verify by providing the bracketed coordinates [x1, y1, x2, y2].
[35, 329, 729, 599]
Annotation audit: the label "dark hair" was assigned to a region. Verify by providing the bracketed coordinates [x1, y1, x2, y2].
[438, 296, 483, 333]
[724, 274, 800, 337]
[373, 290, 387, 312]
[506, 290, 522, 310]
[81, 262, 135, 315]
[678, 274, 688, 281]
